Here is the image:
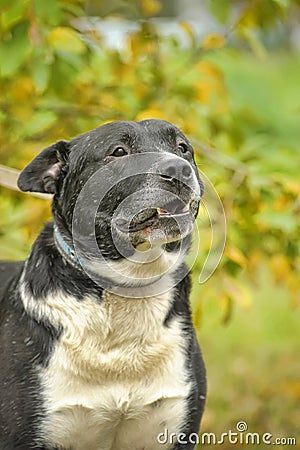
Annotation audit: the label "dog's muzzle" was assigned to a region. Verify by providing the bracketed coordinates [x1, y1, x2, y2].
[111, 155, 201, 245]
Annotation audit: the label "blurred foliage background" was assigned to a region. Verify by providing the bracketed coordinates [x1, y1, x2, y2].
[0, 0, 300, 447]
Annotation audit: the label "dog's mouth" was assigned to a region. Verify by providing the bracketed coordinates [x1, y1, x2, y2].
[130, 199, 191, 232]
[114, 198, 193, 235]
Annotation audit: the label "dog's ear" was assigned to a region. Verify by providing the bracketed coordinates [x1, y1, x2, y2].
[17, 140, 70, 194]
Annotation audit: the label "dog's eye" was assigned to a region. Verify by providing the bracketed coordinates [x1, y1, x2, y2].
[111, 147, 128, 157]
[178, 143, 189, 154]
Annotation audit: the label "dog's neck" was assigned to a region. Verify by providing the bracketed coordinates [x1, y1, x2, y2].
[51, 220, 187, 295]
[20, 222, 186, 308]
[21, 223, 185, 302]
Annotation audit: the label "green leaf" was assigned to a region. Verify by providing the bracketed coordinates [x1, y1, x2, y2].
[0, 0, 28, 31]
[48, 27, 86, 55]
[272, 0, 290, 8]
[55, 50, 84, 70]
[32, 0, 63, 26]
[32, 58, 51, 92]
[241, 27, 267, 60]
[255, 210, 298, 234]
[62, 2, 85, 17]
[0, 0, 13, 7]
[49, 56, 76, 92]
[206, 0, 230, 23]
[0, 21, 31, 77]
[0, 110, 6, 123]
[21, 111, 57, 137]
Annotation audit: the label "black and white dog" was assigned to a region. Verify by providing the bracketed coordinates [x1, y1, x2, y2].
[0, 119, 206, 450]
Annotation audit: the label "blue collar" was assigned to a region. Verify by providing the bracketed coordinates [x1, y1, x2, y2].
[53, 225, 84, 271]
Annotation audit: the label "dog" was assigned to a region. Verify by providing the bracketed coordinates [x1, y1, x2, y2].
[0, 119, 206, 450]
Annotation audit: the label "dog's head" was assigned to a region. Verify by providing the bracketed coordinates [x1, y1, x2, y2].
[18, 119, 203, 288]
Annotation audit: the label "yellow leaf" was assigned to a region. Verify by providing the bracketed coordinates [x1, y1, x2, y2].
[135, 107, 164, 121]
[10, 76, 35, 101]
[248, 250, 262, 277]
[285, 181, 300, 196]
[220, 294, 233, 324]
[225, 245, 247, 268]
[269, 254, 291, 283]
[47, 27, 85, 54]
[274, 194, 290, 211]
[179, 21, 196, 44]
[196, 61, 223, 78]
[192, 299, 203, 330]
[99, 92, 118, 109]
[223, 276, 252, 309]
[140, 0, 161, 16]
[193, 61, 228, 114]
[202, 33, 226, 50]
[287, 275, 300, 308]
[128, 31, 157, 61]
[277, 381, 300, 400]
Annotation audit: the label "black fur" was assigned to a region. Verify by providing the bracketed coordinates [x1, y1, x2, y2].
[24, 223, 104, 300]
[0, 263, 59, 449]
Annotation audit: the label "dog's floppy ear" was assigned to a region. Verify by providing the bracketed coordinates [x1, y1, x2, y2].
[17, 140, 70, 194]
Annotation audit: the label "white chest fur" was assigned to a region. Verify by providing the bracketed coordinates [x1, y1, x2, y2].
[25, 288, 191, 450]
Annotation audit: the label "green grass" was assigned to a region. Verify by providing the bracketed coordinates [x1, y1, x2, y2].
[191, 265, 300, 449]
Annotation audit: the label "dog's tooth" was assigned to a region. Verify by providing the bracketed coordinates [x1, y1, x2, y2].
[157, 208, 168, 215]
[182, 202, 190, 213]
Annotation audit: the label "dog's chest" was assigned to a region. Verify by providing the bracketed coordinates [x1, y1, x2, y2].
[39, 290, 190, 450]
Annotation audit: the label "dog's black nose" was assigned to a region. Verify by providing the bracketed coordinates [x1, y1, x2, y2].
[158, 158, 193, 182]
